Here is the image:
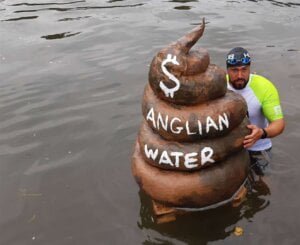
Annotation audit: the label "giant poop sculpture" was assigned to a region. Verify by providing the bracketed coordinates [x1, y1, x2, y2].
[132, 19, 251, 211]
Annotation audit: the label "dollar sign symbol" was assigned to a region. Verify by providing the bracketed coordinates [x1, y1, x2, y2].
[159, 54, 180, 98]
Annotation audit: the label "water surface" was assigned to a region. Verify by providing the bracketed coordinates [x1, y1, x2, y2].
[0, 0, 300, 244]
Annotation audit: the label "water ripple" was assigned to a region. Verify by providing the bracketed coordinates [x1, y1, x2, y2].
[12, 94, 130, 119]
[174, 5, 192, 10]
[107, 0, 126, 3]
[0, 116, 87, 142]
[10, 1, 86, 7]
[267, 0, 299, 7]
[0, 142, 41, 156]
[14, 7, 72, 13]
[57, 15, 91, 21]
[41, 31, 81, 40]
[2, 15, 38, 21]
[24, 151, 83, 175]
[13, 3, 145, 13]
[245, 0, 300, 7]
[168, 0, 198, 2]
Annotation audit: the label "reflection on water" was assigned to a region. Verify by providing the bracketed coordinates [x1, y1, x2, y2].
[138, 188, 270, 244]
[0, 0, 300, 244]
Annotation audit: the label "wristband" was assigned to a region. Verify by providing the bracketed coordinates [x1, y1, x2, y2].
[261, 128, 268, 139]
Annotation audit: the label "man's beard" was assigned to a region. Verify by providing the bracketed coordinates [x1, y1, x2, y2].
[231, 78, 248, 90]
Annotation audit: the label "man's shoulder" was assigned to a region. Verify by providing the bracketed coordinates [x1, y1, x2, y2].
[250, 74, 277, 92]
[251, 74, 273, 85]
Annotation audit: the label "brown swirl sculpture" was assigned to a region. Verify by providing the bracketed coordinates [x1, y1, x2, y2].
[132, 18, 250, 209]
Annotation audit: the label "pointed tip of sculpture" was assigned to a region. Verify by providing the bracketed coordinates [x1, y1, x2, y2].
[175, 17, 206, 54]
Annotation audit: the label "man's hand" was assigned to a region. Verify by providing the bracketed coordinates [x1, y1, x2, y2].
[244, 119, 285, 148]
[244, 124, 263, 148]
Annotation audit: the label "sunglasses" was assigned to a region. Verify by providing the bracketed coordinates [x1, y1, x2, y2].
[226, 55, 251, 65]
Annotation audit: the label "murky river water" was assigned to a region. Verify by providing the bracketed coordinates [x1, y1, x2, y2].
[0, 0, 300, 244]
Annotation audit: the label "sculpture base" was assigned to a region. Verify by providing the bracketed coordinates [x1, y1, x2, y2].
[152, 185, 247, 224]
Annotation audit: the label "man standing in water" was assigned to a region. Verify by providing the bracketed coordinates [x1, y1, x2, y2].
[226, 47, 285, 177]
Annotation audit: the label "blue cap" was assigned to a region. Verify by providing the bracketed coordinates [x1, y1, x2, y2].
[226, 47, 251, 67]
